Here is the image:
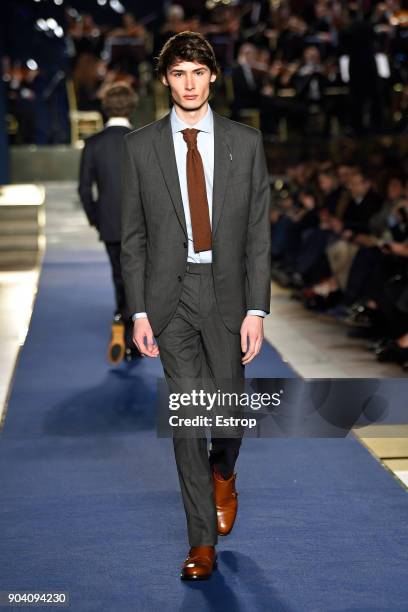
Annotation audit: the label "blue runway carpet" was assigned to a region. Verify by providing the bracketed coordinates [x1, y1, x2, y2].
[1, 247, 407, 611]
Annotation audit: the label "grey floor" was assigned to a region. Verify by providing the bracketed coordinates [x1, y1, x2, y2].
[266, 284, 405, 379]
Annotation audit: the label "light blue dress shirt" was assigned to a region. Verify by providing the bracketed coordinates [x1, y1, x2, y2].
[133, 104, 266, 320]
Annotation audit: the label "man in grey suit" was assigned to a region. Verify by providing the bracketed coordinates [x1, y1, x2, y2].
[121, 31, 271, 580]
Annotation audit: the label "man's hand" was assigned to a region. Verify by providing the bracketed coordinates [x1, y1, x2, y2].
[354, 233, 376, 247]
[133, 317, 160, 358]
[240, 315, 264, 365]
[389, 241, 408, 257]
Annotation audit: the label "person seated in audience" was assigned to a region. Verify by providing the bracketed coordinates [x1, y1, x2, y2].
[293, 45, 331, 134]
[154, 5, 191, 59]
[160, 4, 187, 35]
[302, 170, 384, 306]
[295, 46, 326, 104]
[107, 12, 147, 41]
[71, 13, 104, 58]
[318, 168, 348, 217]
[340, 170, 384, 235]
[271, 187, 320, 279]
[276, 15, 309, 62]
[203, 4, 241, 38]
[72, 53, 107, 111]
[231, 43, 263, 119]
[273, 167, 383, 301]
[351, 236, 408, 369]
[270, 162, 327, 283]
[341, 194, 408, 322]
[259, 57, 306, 135]
[307, 0, 338, 58]
[271, 163, 346, 290]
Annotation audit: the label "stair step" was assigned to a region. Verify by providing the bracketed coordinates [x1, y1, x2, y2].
[0, 184, 45, 270]
[0, 206, 40, 220]
[0, 221, 40, 235]
[0, 251, 40, 268]
[0, 235, 40, 250]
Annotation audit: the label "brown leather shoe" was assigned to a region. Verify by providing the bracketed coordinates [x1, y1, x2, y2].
[213, 468, 238, 536]
[108, 321, 125, 365]
[180, 546, 217, 580]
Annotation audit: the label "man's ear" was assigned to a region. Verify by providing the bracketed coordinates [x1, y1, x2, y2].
[210, 73, 217, 83]
[160, 75, 169, 87]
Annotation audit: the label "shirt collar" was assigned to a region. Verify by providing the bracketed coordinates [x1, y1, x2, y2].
[105, 117, 132, 128]
[170, 104, 213, 135]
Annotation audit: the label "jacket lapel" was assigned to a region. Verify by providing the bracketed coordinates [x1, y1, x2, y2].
[212, 111, 232, 238]
[153, 113, 188, 238]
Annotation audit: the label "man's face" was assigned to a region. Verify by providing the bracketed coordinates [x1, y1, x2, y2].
[318, 173, 335, 194]
[161, 60, 217, 112]
[387, 178, 403, 201]
[337, 165, 353, 186]
[349, 174, 370, 199]
[304, 46, 320, 65]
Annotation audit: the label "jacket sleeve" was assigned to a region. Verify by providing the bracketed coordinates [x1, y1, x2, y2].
[245, 132, 271, 314]
[78, 140, 99, 228]
[120, 135, 147, 316]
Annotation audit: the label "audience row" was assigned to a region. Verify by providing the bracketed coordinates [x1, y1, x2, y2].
[270, 161, 408, 370]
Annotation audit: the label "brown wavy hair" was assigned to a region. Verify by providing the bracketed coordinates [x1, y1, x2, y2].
[155, 31, 219, 82]
[101, 82, 137, 118]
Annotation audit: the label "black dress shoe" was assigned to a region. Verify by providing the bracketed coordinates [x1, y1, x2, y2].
[303, 290, 342, 312]
[125, 347, 142, 362]
[345, 305, 384, 329]
[375, 340, 408, 364]
[366, 338, 388, 352]
[270, 267, 292, 287]
[302, 293, 327, 311]
[290, 272, 306, 288]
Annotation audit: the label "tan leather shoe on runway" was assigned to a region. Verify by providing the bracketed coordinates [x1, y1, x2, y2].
[180, 546, 217, 580]
[213, 468, 238, 536]
[108, 320, 125, 365]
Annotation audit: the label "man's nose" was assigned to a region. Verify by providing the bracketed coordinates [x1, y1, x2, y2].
[185, 76, 195, 90]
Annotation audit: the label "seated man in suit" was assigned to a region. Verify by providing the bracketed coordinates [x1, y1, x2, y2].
[121, 31, 271, 579]
[78, 82, 139, 363]
[231, 42, 262, 121]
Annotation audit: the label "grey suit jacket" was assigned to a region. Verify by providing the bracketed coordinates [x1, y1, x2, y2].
[120, 109, 271, 336]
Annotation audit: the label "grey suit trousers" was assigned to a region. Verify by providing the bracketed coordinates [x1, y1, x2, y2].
[155, 262, 245, 546]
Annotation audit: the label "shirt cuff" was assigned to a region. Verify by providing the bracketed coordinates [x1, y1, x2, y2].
[132, 312, 148, 321]
[247, 309, 267, 317]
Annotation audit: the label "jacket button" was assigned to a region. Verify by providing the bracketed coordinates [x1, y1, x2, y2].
[177, 275, 182, 282]
[183, 241, 187, 248]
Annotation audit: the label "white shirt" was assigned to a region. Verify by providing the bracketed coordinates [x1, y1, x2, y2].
[106, 117, 132, 128]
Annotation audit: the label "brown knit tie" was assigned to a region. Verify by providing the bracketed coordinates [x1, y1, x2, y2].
[181, 128, 212, 252]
